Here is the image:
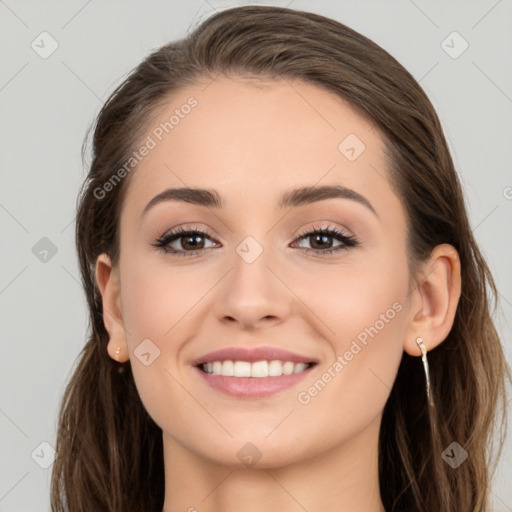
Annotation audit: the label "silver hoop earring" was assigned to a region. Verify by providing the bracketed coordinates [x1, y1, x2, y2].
[416, 337, 434, 407]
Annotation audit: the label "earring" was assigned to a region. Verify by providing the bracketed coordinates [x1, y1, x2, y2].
[115, 346, 126, 374]
[416, 337, 434, 407]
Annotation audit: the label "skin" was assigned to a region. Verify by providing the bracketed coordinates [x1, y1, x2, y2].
[96, 75, 461, 512]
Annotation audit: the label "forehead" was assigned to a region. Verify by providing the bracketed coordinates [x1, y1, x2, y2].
[121, 75, 398, 220]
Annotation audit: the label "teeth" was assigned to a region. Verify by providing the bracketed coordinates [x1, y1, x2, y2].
[201, 360, 310, 377]
[251, 360, 268, 377]
[234, 361, 252, 377]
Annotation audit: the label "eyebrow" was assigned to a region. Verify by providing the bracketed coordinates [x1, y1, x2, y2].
[141, 185, 377, 218]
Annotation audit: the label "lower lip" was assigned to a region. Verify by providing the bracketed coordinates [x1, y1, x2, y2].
[195, 365, 315, 399]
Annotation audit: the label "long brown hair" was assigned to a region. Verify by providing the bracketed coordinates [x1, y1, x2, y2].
[51, 6, 510, 511]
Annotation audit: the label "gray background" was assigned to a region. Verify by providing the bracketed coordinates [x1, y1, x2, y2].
[1, 0, 511, 510]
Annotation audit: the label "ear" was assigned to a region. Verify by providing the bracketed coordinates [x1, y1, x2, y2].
[95, 253, 129, 363]
[403, 243, 461, 356]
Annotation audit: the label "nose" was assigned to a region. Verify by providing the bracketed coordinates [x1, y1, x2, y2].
[213, 243, 290, 330]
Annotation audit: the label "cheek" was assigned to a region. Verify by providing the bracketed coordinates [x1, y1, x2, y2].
[118, 258, 210, 427]
[120, 257, 209, 343]
[292, 249, 409, 432]
[282, 258, 408, 461]
[118, 255, 228, 396]
[289, 243, 409, 348]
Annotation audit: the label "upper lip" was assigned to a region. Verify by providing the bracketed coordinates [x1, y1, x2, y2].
[191, 346, 319, 366]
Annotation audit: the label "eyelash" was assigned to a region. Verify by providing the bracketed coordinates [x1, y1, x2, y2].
[152, 225, 359, 258]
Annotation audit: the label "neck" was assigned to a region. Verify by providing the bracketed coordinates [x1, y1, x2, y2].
[161, 414, 386, 512]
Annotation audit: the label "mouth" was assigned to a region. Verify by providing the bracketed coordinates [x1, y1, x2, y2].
[192, 346, 319, 398]
[197, 360, 317, 377]
[195, 360, 317, 399]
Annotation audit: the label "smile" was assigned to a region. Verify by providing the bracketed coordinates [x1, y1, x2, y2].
[196, 360, 318, 399]
[200, 360, 314, 377]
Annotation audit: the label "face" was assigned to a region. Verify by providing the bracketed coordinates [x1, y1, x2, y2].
[110, 76, 413, 468]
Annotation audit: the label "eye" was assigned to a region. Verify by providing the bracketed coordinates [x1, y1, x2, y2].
[152, 224, 359, 257]
[152, 227, 219, 257]
[291, 225, 359, 254]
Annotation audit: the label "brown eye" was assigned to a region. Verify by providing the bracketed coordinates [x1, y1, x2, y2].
[180, 233, 206, 250]
[292, 226, 358, 254]
[307, 233, 335, 250]
[153, 228, 219, 256]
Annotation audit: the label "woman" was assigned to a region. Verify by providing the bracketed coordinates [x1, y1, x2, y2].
[50, 5, 510, 512]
